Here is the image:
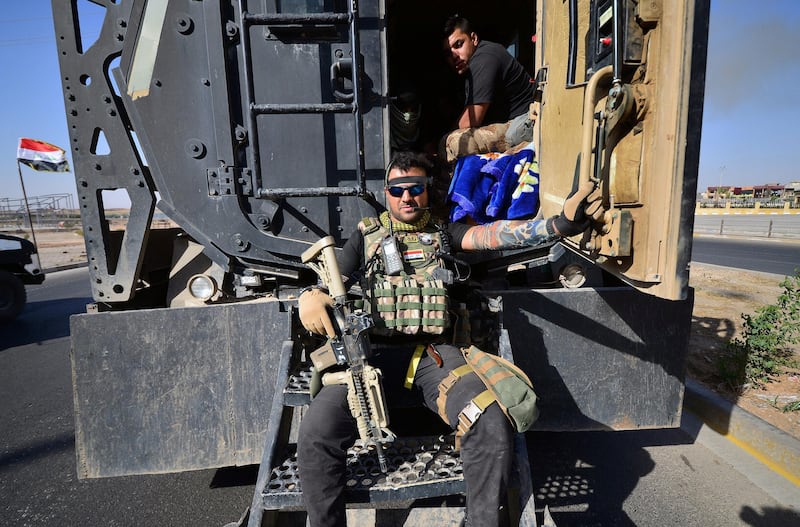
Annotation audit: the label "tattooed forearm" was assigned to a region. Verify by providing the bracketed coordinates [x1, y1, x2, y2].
[462, 218, 557, 251]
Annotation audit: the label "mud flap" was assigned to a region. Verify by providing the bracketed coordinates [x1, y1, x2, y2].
[70, 299, 294, 478]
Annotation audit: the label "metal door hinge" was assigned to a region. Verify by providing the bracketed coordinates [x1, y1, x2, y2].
[207, 166, 253, 197]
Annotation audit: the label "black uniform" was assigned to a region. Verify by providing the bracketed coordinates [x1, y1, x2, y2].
[297, 223, 514, 527]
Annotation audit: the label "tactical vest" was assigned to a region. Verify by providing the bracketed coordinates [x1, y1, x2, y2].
[359, 217, 449, 336]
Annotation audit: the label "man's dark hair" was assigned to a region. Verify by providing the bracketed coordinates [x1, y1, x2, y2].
[387, 151, 433, 179]
[443, 15, 473, 39]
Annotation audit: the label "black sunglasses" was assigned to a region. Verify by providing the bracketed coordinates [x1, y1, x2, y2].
[386, 184, 426, 198]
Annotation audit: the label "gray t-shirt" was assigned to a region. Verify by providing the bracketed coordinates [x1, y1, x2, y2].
[464, 40, 534, 125]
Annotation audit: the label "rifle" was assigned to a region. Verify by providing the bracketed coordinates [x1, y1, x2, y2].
[301, 236, 395, 473]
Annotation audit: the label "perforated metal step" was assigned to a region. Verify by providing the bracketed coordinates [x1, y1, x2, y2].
[261, 435, 466, 511]
[283, 364, 313, 407]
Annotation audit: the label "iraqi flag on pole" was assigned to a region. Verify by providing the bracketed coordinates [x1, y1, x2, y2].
[17, 138, 70, 172]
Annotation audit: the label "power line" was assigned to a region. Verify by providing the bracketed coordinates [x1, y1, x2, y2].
[0, 37, 52, 47]
[0, 17, 51, 24]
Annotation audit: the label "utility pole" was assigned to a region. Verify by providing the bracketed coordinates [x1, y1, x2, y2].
[15, 160, 39, 252]
[717, 164, 726, 206]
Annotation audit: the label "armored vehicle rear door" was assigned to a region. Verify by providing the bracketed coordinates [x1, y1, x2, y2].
[534, 0, 708, 300]
[54, 0, 389, 303]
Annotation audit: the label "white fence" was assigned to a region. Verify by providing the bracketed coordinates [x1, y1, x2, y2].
[693, 215, 800, 239]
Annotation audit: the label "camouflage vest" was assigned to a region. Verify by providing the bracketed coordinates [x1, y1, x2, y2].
[358, 217, 449, 336]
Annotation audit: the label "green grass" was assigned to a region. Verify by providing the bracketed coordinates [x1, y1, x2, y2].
[718, 271, 800, 391]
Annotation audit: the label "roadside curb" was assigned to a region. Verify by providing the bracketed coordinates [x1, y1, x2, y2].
[689, 261, 791, 281]
[683, 378, 800, 489]
[42, 262, 89, 274]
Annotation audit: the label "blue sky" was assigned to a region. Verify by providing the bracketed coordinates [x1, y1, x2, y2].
[2, 0, 799, 208]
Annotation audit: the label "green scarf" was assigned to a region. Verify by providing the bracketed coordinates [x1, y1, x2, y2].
[379, 210, 432, 232]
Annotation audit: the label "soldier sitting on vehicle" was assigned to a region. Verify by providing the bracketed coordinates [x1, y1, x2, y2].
[296, 151, 598, 526]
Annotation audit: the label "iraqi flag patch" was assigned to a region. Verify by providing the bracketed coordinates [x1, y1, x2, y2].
[403, 249, 425, 262]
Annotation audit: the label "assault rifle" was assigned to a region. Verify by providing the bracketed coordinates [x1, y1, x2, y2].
[301, 236, 395, 472]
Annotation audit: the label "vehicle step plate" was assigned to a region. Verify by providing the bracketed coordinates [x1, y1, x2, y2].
[261, 435, 465, 510]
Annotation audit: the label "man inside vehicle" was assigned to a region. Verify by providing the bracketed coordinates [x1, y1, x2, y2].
[440, 15, 537, 163]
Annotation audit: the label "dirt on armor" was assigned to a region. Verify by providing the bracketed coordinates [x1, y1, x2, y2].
[22, 228, 800, 440]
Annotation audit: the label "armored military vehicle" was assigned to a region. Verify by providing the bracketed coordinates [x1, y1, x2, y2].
[52, 0, 708, 524]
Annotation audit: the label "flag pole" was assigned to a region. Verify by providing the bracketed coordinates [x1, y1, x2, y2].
[16, 160, 39, 251]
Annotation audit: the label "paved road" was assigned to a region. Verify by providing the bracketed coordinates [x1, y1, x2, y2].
[692, 236, 799, 276]
[2, 268, 799, 525]
[0, 268, 253, 526]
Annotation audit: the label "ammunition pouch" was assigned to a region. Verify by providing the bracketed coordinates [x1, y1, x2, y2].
[436, 346, 539, 444]
[360, 217, 451, 338]
[370, 276, 448, 336]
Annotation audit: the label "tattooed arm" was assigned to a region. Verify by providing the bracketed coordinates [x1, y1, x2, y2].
[459, 217, 560, 251]
[456, 181, 599, 251]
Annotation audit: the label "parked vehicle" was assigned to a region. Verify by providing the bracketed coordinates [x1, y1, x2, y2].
[52, 0, 708, 523]
[0, 234, 44, 321]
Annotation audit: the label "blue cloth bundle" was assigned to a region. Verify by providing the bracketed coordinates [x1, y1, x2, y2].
[447, 144, 540, 224]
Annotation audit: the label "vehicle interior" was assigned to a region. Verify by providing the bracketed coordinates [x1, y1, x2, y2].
[385, 0, 537, 153]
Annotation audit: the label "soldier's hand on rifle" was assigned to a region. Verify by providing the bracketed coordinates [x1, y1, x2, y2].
[548, 181, 603, 237]
[298, 288, 337, 338]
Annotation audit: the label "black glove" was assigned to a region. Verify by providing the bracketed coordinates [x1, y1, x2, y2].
[548, 181, 596, 237]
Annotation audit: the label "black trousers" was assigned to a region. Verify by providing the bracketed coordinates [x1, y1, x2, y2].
[297, 344, 514, 527]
